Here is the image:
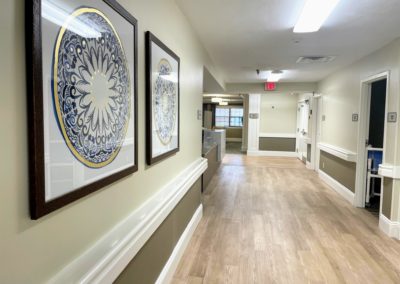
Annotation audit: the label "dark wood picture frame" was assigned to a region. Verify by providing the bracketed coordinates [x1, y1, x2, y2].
[145, 32, 180, 165]
[26, 0, 138, 219]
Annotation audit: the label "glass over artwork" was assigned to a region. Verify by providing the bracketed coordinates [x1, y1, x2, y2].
[53, 7, 131, 168]
[153, 59, 177, 145]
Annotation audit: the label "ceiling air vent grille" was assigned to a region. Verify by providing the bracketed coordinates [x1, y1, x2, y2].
[296, 56, 335, 63]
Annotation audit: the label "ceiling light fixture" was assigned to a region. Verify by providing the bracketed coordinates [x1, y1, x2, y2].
[211, 97, 223, 103]
[267, 70, 283, 82]
[256, 69, 269, 79]
[219, 101, 228, 106]
[293, 0, 340, 33]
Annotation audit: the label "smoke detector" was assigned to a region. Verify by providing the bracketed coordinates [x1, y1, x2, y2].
[296, 56, 335, 63]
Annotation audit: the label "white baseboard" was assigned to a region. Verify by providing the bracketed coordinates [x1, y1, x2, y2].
[226, 138, 242, 142]
[306, 161, 313, 169]
[379, 214, 400, 239]
[156, 204, 203, 284]
[48, 158, 207, 284]
[318, 170, 355, 204]
[247, 150, 297, 157]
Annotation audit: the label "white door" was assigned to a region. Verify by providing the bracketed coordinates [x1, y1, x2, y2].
[296, 101, 309, 161]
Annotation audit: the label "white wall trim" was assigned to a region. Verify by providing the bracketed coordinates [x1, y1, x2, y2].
[379, 214, 400, 239]
[318, 142, 357, 162]
[247, 94, 261, 152]
[306, 161, 312, 169]
[318, 170, 355, 204]
[247, 150, 297, 157]
[156, 204, 203, 284]
[259, 133, 296, 138]
[310, 95, 321, 172]
[378, 164, 400, 179]
[48, 158, 208, 284]
[226, 138, 242, 142]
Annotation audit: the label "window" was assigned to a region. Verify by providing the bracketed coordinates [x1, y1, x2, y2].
[230, 108, 243, 127]
[215, 107, 243, 127]
[215, 108, 230, 127]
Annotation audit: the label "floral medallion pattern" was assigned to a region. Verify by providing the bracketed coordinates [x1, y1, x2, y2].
[153, 59, 177, 145]
[53, 8, 131, 168]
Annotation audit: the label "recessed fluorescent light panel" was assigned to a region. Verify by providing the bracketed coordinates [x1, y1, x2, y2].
[211, 97, 223, 103]
[219, 101, 228, 106]
[267, 70, 283, 82]
[294, 0, 340, 33]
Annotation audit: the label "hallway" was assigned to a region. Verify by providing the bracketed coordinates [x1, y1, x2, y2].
[173, 155, 400, 283]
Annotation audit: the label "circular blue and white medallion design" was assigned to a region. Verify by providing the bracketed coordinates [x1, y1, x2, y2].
[153, 59, 177, 145]
[53, 8, 131, 168]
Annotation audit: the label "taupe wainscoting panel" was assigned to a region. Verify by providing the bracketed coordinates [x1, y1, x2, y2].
[319, 150, 356, 192]
[226, 127, 242, 139]
[115, 178, 202, 284]
[202, 145, 220, 190]
[382, 178, 393, 219]
[259, 137, 296, 152]
[307, 144, 311, 162]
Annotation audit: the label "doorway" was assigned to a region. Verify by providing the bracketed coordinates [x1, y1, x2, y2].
[296, 100, 310, 163]
[354, 72, 389, 214]
[365, 79, 386, 215]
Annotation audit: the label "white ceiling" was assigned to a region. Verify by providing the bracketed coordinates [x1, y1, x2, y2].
[176, 0, 400, 83]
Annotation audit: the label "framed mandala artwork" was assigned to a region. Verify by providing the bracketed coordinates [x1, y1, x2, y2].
[27, 0, 138, 219]
[145, 32, 180, 165]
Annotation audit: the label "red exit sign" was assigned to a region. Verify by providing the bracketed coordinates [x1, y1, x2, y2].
[265, 82, 276, 91]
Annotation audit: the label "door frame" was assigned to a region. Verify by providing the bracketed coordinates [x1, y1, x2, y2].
[296, 102, 302, 159]
[354, 71, 389, 208]
[311, 94, 322, 171]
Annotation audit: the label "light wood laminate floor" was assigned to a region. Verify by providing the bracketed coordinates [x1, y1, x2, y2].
[172, 155, 400, 283]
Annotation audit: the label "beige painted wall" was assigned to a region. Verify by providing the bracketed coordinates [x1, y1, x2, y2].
[203, 67, 225, 93]
[0, 0, 222, 282]
[318, 39, 400, 159]
[318, 38, 400, 222]
[260, 93, 298, 134]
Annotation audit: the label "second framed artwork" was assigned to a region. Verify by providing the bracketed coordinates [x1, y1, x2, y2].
[145, 32, 180, 165]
